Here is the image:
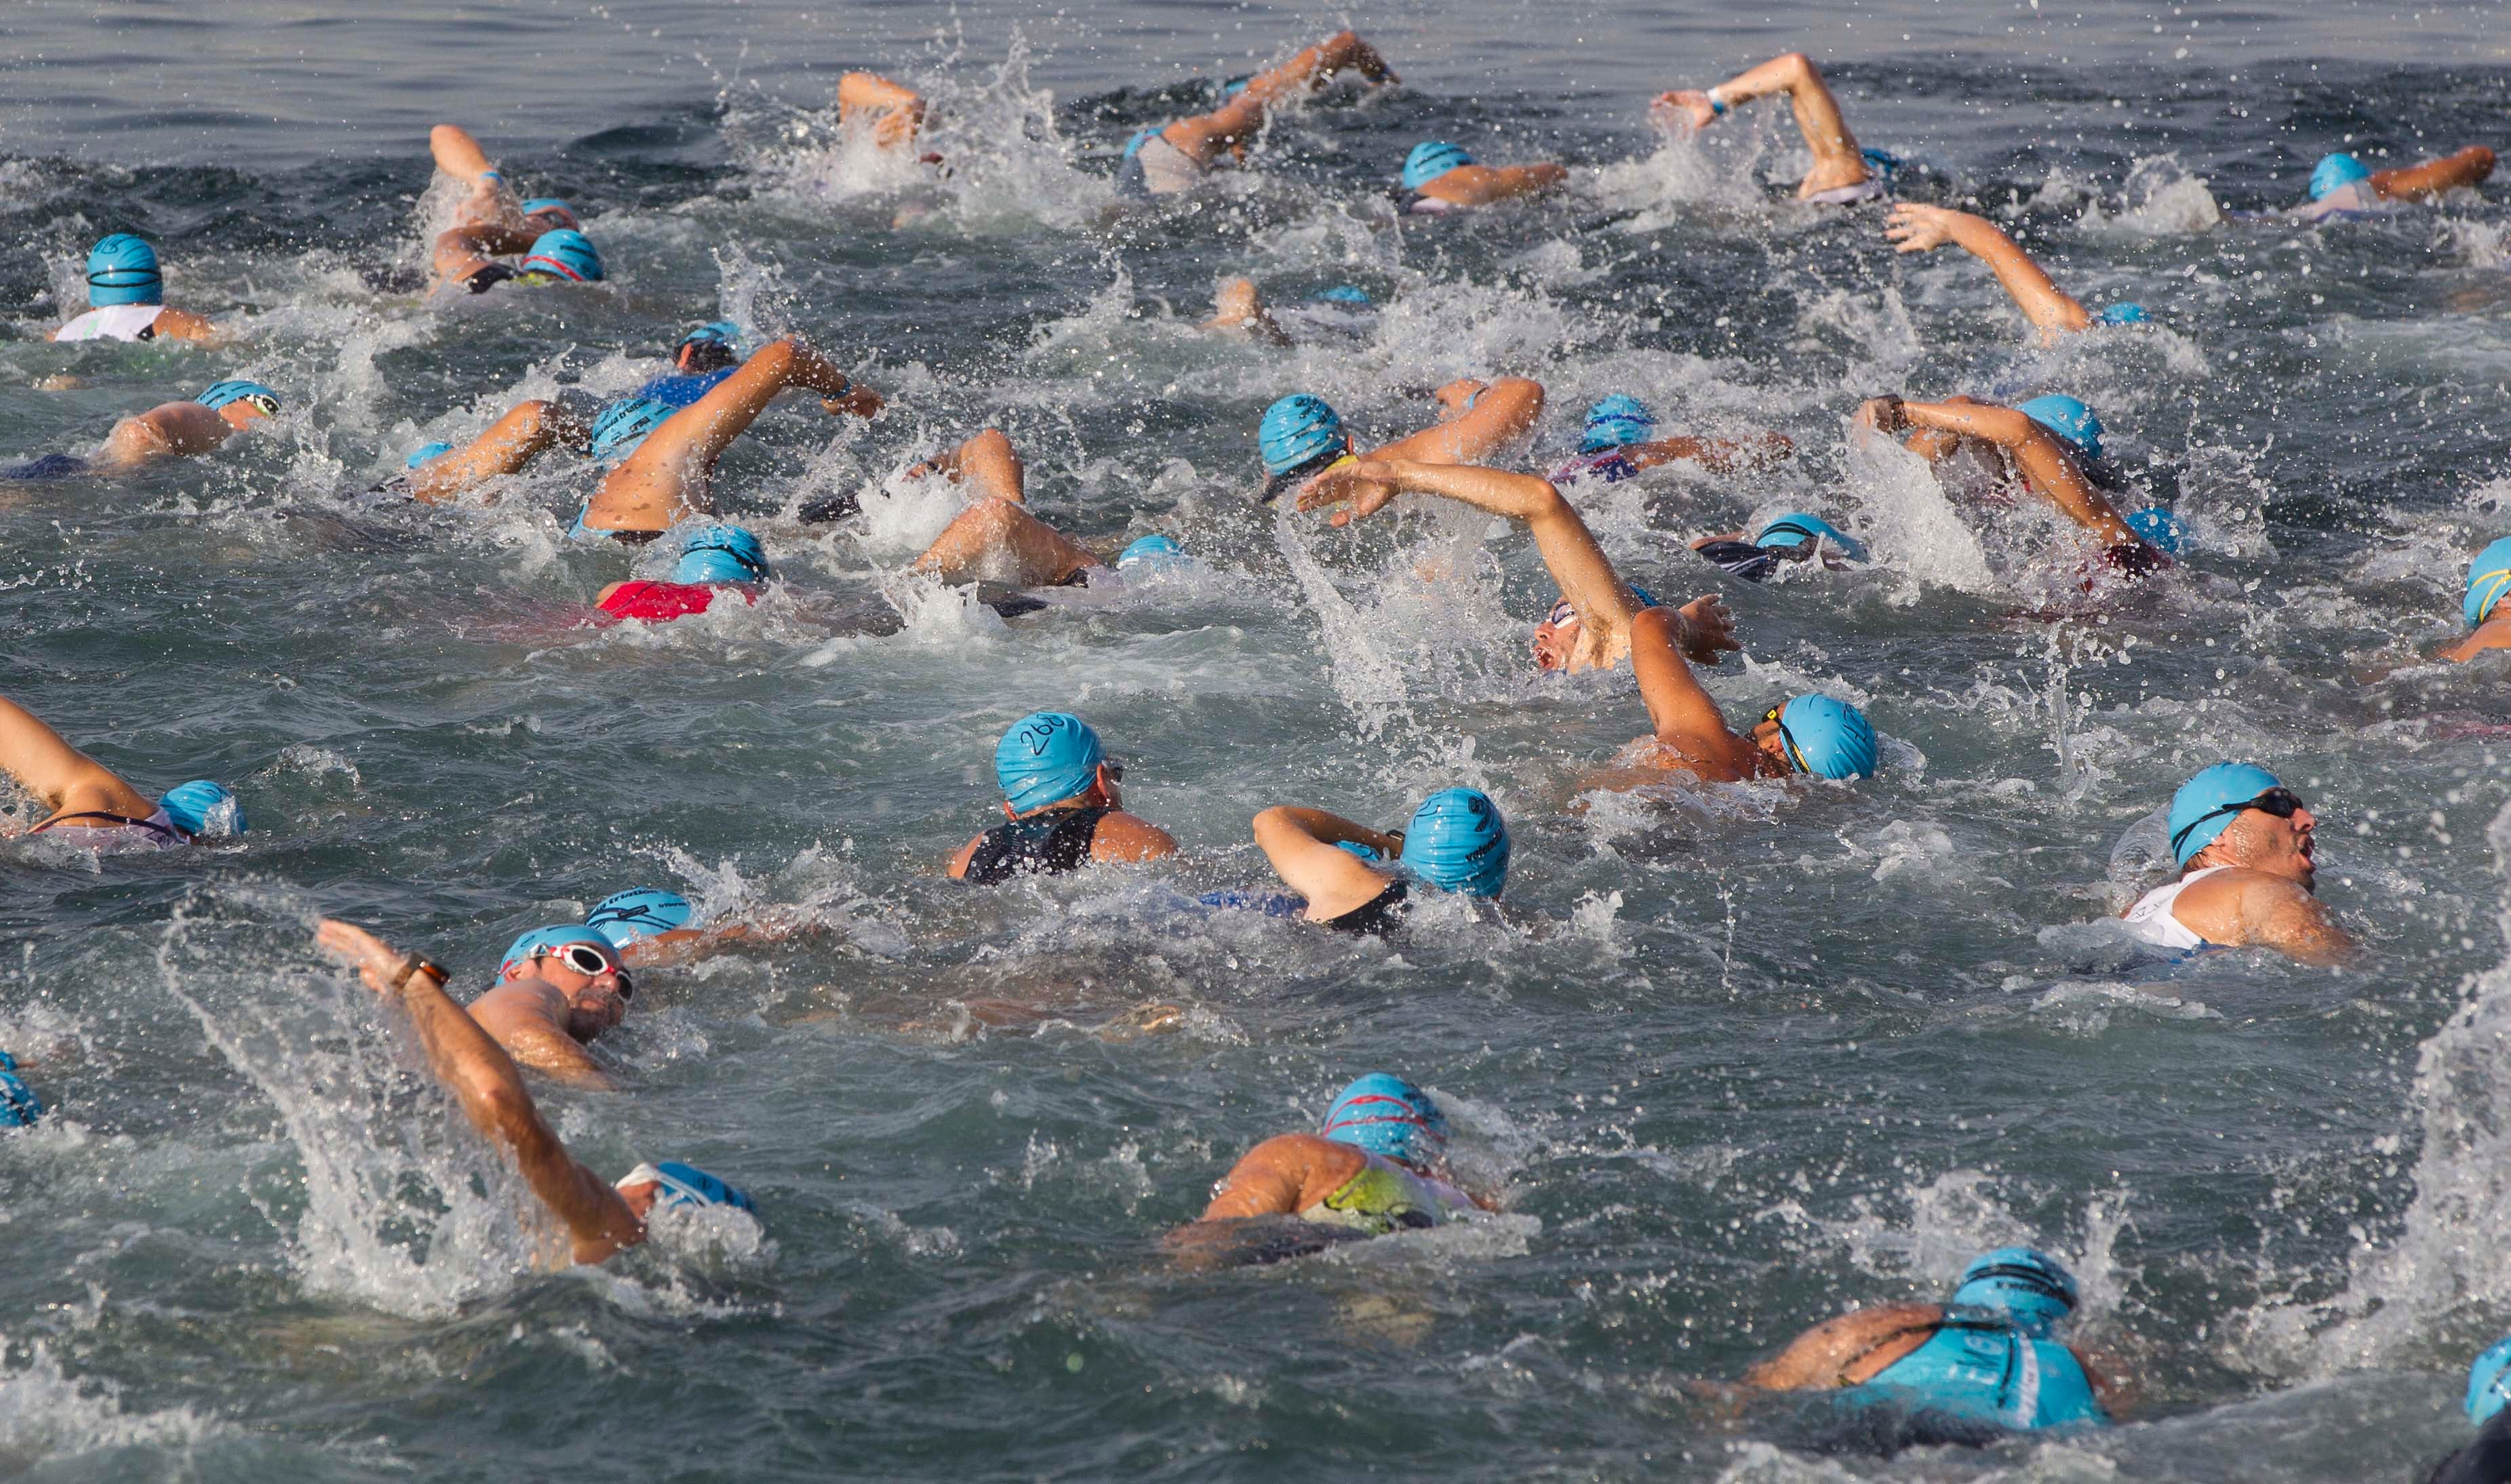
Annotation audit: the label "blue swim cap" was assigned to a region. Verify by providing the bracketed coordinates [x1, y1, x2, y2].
[994, 712, 1105, 814]
[679, 319, 740, 350]
[1773, 696, 1878, 780]
[520, 197, 580, 228]
[1402, 141, 1474, 192]
[1756, 512, 1869, 563]
[1121, 127, 1162, 162]
[1950, 1247, 2079, 1339]
[0, 1050, 43, 1129]
[499, 925, 622, 976]
[1313, 285, 1372, 306]
[1221, 75, 1252, 100]
[1116, 534, 1182, 568]
[2465, 536, 2511, 629]
[1320, 1072, 1449, 1167]
[587, 887, 694, 947]
[2125, 506, 2186, 557]
[625, 1159, 756, 1214]
[588, 397, 675, 462]
[2094, 302, 2150, 326]
[2166, 761, 2282, 867]
[2016, 395, 2103, 462]
[2470, 1337, 2511, 1423]
[195, 380, 280, 416]
[1580, 394, 1656, 454]
[1258, 394, 1346, 475]
[1398, 787, 1509, 898]
[674, 523, 768, 584]
[1859, 146, 1904, 179]
[2310, 152, 2372, 201]
[406, 441, 456, 469]
[85, 233, 163, 307]
[519, 228, 604, 283]
[158, 780, 244, 837]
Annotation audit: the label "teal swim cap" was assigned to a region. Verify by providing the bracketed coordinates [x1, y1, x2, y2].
[1756, 512, 1869, 563]
[1580, 394, 1655, 453]
[1320, 1072, 1448, 1167]
[2470, 1337, 2511, 1422]
[519, 228, 604, 283]
[2094, 303, 2149, 326]
[158, 780, 244, 837]
[2310, 152, 2372, 201]
[1773, 696, 1877, 780]
[622, 1159, 755, 1214]
[85, 233, 163, 307]
[1402, 141, 1474, 192]
[1950, 1247, 2078, 1339]
[2016, 395, 2103, 461]
[587, 887, 694, 948]
[589, 398, 675, 462]
[1116, 534, 1182, 568]
[2165, 762, 2282, 866]
[674, 523, 767, 584]
[2464, 536, 2511, 628]
[1258, 394, 1345, 476]
[994, 712, 1105, 814]
[196, 380, 280, 416]
[1398, 787, 1509, 898]
[499, 925, 622, 977]
[2125, 506, 2185, 556]
[0, 1049, 44, 1129]
[406, 441, 456, 469]
[1313, 285, 1372, 306]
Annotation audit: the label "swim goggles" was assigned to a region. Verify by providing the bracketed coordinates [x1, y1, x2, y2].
[2167, 786, 2306, 858]
[230, 391, 281, 418]
[1545, 597, 1579, 628]
[532, 942, 633, 999]
[1761, 706, 1808, 774]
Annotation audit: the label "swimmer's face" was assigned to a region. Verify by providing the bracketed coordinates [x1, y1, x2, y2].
[1532, 597, 1579, 672]
[1093, 759, 1126, 810]
[1750, 717, 1792, 767]
[2220, 797, 2318, 889]
[518, 951, 632, 1037]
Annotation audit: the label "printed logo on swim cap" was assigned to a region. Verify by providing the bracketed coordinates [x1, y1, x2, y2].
[589, 397, 675, 462]
[675, 523, 768, 584]
[1398, 786, 1509, 898]
[2164, 761, 2282, 867]
[2310, 152, 2372, 201]
[1774, 696, 1878, 780]
[1257, 394, 1345, 476]
[1756, 513, 1869, 563]
[1320, 1072, 1448, 1167]
[2016, 395, 2103, 462]
[1580, 394, 1655, 454]
[158, 780, 245, 837]
[993, 712, 1106, 814]
[85, 233, 163, 307]
[2470, 1336, 2511, 1423]
[587, 887, 694, 948]
[1402, 141, 1474, 192]
[0, 1049, 44, 1130]
[519, 228, 604, 283]
[621, 1160, 756, 1214]
[1950, 1247, 2078, 1339]
[2464, 536, 2511, 630]
[2094, 302, 2150, 326]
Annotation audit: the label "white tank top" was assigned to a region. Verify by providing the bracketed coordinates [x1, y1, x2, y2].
[2122, 864, 2231, 950]
[55, 304, 166, 342]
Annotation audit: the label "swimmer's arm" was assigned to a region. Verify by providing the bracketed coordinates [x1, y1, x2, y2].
[96, 401, 235, 468]
[146, 308, 224, 344]
[932, 428, 1025, 504]
[1090, 811, 1180, 864]
[946, 832, 986, 880]
[1251, 806, 1401, 921]
[465, 983, 617, 1090]
[1166, 28, 1397, 163]
[1193, 1133, 1360, 1220]
[1630, 603, 1752, 768]
[2436, 614, 2511, 663]
[408, 399, 591, 505]
[1741, 1303, 1942, 1390]
[1623, 433, 1793, 474]
[2371, 146, 2495, 203]
[429, 124, 499, 180]
[1368, 377, 1545, 466]
[2237, 876, 2354, 966]
[1884, 204, 2091, 336]
[1880, 399, 2140, 546]
[1202, 277, 1288, 344]
[0, 695, 155, 820]
[836, 71, 928, 150]
[595, 338, 871, 532]
[1655, 53, 1865, 183]
[1425, 163, 1567, 205]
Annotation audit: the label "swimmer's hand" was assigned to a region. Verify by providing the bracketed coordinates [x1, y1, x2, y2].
[1883, 202, 1962, 254]
[1675, 594, 1739, 665]
[1431, 378, 1487, 420]
[315, 919, 414, 996]
[1650, 90, 1720, 131]
[1853, 395, 1908, 433]
[1295, 459, 1406, 526]
[823, 386, 884, 420]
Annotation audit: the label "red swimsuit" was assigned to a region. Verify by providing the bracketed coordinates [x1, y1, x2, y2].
[595, 581, 754, 622]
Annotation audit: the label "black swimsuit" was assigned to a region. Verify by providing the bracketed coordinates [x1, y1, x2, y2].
[1320, 879, 1408, 935]
[462, 262, 519, 295]
[1695, 539, 1781, 583]
[30, 809, 185, 841]
[962, 806, 1111, 884]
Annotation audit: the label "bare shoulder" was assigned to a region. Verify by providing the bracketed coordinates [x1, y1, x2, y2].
[1093, 810, 1179, 862]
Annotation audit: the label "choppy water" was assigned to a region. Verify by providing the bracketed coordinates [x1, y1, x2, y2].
[5, 1, 2511, 1479]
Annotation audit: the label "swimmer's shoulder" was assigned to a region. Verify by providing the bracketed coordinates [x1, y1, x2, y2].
[1090, 810, 1177, 862]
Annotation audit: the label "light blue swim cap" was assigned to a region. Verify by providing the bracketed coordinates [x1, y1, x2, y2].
[519, 228, 604, 283]
[587, 887, 694, 948]
[1313, 285, 1372, 306]
[674, 523, 768, 584]
[158, 780, 244, 837]
[2465, 536, 2511, 629]
[2310, 152, 2372, 201]
[994, 712, 1105, 814]
[1580, 394, 1655, 454]
[588, 397, 675, 462]
[1756, 512, 1869, 563]
[407, 441, 456, 469]
[0, 1049, 43, 1129]
[1773, 696, 1878, 780]
[1950, 1247, 2079, 1339]
[1221, 75, 1252, 100]
[1320, 1072, 1448, 1166]
[1402, 141, 1474, 192]
[2125, 506, 2185, 556]
[2470, 1336, 2511, 1423]
[1398, 787, 1509, 898]
[1258, 394, 1345, 475]
[679, 319, 740, 350]
[1116, 534, 1182, 568]
[519, 197, 579, 228]
[195, 380, 280, 415]
[499, 925, 621, 976]
[2094, 302, 2150, 326]
[2166, 761, 2282, 867]
[628, 1159, 756, 1214]
[86, 233, 163, 307]
[2017, 395, 2103, 462]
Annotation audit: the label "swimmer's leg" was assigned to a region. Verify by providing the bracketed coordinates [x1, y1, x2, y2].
[911, 500, 1098, 587]
[408, 399, 591, 506]
[585, 338, 873, 534]
[0, 695, 158, 824]
[837, 72, 928, 151]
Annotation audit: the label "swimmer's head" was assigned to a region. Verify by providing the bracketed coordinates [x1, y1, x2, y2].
[1258, 393, 1351, 498]
[2167, 762, 2310, 878]
[1313, 285, 1372, 306]
[2015, 395, 2103, 462]
[2125, 506, 2186, 557]
[674, 523, 768, 585]
[1116, 534, 1184, 569]
[1950, 1247, 2078, 1339]
[588, 397, 675, 463]
[587, 887, 695, 948]
[0, 1049, 41, 1130]
[498, 925, 632, 1032]
[85, 233, 163, 308]
[1402, 141, 1474, 192]
[518, 228, 605, 283]
[2094, 302, 2149, 326]
[994, 712, 1112, 815]
[520, 197, 580, 231]
[2469, 1337, 2511, 1423]
[1320, 1072, 1449, 1170]
[1580, 394, 1655, 454]
[2310, 152, 2372, 201]
[406, 441, 456, 469]
[1530, 587, 1656, 670]
[616, 1159, 755, 1219]
[1754, 696, 1878, 780]
[158, 780, 245, 837]
[195, 380, 281, 428]
[1755, 513, 1868, 563]
[2464, 536, 2511, 629]
[675, 320, 743, 374]
[1398, 787, 1509, 898]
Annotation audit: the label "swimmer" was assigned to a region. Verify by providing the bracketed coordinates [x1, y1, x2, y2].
[905, 430, 1106, 588]
[1690, 511, 1868, 584]
[1854, 393, 2169, 573]
[2291, 146, 2495, 222]
[1395, 141, 1566, 215]
[2118, 763, 2351, 964]
[1256, 374, 1545, 502]
[2438, 538, 2511, 663]
[1550, 395, 1792, 485]
[315, 918, 750, 1265]
[1200, 280, 1382, 344]
[634, 322, 745, 409]
[1585, 597, 1877, 787]
[1250, 786, 1507, 931]
[949, 712, 1177, 882]
[425, 124, 603, 294]
[593, 524, 768, 624]
[50, 234, 218, 344]
[1883, 204, 2148, 340]
[836, 71, 936, 160]
[1742, 1248, 2113, 1444]
[1118, 30, 1396, 197]
[462, 924, 637, 1087]
[1166, 1072, 1491, 1266]
[2433, 1337, 2511, 1484]
[0, 694, 245, 847]
[0, 1051, 44, 1129]
[1653, 52, 1886, 204]
[3, 379, 281, 481]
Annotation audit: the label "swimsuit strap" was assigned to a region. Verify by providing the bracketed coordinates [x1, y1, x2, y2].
[31, 809, 184, 839]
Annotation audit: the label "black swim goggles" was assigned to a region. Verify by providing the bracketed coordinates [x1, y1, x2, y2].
[1760, 705, 1808, 775]
[533, 942, 633, 999]
[2166, 786, 2306, 858]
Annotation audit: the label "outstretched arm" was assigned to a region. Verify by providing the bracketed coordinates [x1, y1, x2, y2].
[96, 402, 240, 470]
[407, 399, 591, 505]
[1164, 31, 1396, 167]
[0, 696, 157, 823]
[1653, 52, 1867, 195]
[1251, 806, 1403, 922]
[1420, 163, 1568, 207]
[1629, 603, 1759, 776]
[315, 920, 643, 1264]
[588, 338, 877, 534]
[1742, 1303, 1943, 1390]
[2372, 145, 2495, 203]
[1623, 432, 1793, 474]
[1885, 203, 2091, 336]
[909, 427, 1026, 503]
[1363, 376, 1545, 466]
[1861, 397, 2141, 548]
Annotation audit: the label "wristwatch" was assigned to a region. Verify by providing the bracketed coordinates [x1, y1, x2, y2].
[393, 954, 448, 990]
